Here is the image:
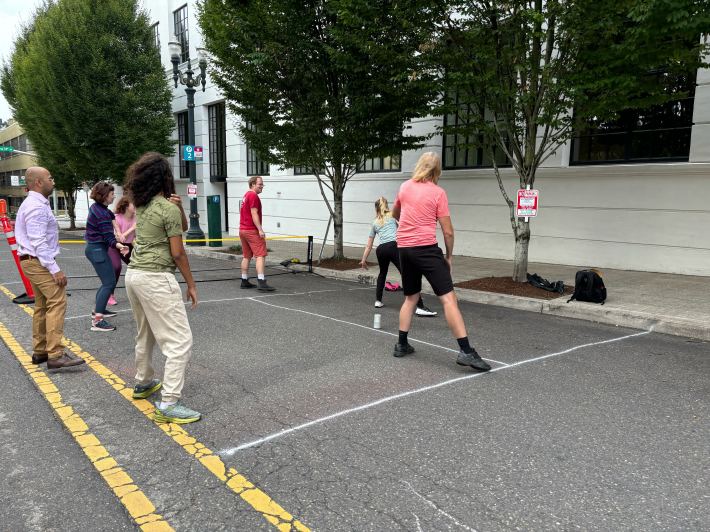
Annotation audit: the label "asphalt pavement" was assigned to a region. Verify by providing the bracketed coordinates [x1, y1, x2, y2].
[0, 239, 708, 531]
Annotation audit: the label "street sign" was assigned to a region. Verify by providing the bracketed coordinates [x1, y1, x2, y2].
[516, 189, 539, 218]
[194, 146, 203, 161]
[183, 145, 195, 161]
[0, 146, 14, 153]
[10, 175, 25, 187]
[187, 183, 197, 199]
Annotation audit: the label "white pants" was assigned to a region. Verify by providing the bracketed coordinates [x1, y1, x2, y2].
[125, 269, 193, 403]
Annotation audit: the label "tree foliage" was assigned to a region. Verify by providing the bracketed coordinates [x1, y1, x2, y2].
[438, 0, 710, 281]
[199, 0, 441, 258]
[1, 0, 175, 227]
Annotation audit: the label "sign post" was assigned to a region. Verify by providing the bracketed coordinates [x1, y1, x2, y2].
[516, 188, 539, 222]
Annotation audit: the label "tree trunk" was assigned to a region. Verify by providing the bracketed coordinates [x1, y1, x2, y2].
[332, 186, 344, 260]
[512, 219, 530, 282]
[64, 189, 77, 230]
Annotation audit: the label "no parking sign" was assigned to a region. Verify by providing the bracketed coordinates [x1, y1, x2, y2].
[516, 189, 539, 218]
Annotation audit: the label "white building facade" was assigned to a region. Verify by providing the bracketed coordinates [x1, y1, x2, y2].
[142, 0, 710, 276]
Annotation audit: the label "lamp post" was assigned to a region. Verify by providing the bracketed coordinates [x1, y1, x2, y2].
[168, 40, 208, 245]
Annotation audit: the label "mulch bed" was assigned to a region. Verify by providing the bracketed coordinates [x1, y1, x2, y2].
[317, 257, 375, 270]
[454, 276, 573, 300]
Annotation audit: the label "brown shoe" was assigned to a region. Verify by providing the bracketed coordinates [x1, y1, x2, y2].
[47, 353, 86, 370]
[32, 353, 48, 364]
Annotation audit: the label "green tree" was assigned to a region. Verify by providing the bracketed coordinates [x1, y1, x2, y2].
[1, 0, 175, 228]
[199, 0, 441, 258]
[439, 0, 710, 281]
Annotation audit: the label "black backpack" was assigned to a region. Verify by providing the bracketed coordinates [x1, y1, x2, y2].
[567, 270, 606, 304]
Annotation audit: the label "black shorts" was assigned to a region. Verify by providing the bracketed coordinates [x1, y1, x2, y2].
[398, 244, 454, 297]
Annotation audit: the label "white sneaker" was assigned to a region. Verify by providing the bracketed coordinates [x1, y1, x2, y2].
[374, 301, 384, 308]
[415, 306, 437, 317]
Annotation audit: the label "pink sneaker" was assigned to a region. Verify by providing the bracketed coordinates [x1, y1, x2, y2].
[108, 295, 117, 306]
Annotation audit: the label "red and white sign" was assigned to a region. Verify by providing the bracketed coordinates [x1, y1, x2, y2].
[194, 146, 203, 160]
[516, 189, 539, 217]
[187, 184, 198, 199]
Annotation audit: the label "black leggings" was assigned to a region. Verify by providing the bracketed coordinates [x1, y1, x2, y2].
[375, 241, 424, 308]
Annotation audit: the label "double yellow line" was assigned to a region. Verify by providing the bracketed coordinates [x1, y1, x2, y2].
[58, 235, 310, 244]
[0, 322, 172, 532]
[0, 284, 310, 531]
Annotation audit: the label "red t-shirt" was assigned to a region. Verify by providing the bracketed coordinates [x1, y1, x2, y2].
[393, 179, 450, 247]
[239, 190, 262, 230]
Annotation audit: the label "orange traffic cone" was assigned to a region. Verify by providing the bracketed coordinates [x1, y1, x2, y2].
[0, 199, 35, 304]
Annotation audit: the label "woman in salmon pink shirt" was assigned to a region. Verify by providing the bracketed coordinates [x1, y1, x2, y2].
[107, 196, 136, 306]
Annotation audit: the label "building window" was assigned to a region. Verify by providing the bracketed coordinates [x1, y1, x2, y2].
[570, 78, 695, 165]
[294, 165, 326, 175]
[173, 5, 189, 63]
[176, 111, 188, 178]
[358, 154, 401, 173]
[246, 123, 269, 176]
[151, 22, 160, 54]
[208, 102, 227, 180]
[442, 90, 510, 169]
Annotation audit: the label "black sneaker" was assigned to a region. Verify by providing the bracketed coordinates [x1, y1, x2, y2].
[257, 279, 275, 292]
[393, 343, 415, 357]
[240, 278, 256, 289]
[456, 349, 491, 371]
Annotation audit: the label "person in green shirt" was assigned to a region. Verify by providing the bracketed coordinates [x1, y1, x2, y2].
[123, 152, 201, 424]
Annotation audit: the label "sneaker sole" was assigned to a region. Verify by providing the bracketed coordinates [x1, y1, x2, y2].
[153, 412, 201, 424]
[91, 326, 116, 332]
[456, 360, 491, 371]
[415, 312, 437, 317]
[132, 382, 162, 399]
[393, 348, 415, 358]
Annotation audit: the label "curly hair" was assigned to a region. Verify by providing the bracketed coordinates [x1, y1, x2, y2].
[90, 181, 115, 204]
[124, 152, 175, 208]
[114, 196, 132, 215]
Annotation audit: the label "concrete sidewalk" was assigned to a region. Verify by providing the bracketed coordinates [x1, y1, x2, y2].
[187, 238, 706, 342]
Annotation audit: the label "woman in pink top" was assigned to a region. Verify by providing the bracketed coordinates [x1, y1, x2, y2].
[107, 196, 136, 305]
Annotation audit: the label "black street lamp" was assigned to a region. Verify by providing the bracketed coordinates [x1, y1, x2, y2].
[168, 39, 208, 245]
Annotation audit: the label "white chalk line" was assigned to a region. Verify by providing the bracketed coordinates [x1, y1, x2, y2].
[248, 297, 510, 367]
[219, 329, 650, 455]
[63, 286, 370, 320]
[402, 480, 477, 532]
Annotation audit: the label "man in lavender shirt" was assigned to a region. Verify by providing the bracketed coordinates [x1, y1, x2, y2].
[15, 167, 85, 370]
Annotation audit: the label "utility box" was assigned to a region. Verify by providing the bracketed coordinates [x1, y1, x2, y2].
[207, 195, 222, 247]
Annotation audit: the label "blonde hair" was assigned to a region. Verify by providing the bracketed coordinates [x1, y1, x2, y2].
[411, 152, 442, 183]
[374, 196, 391, 226]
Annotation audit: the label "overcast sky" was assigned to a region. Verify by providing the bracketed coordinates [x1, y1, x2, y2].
[0, 0, 46, 123]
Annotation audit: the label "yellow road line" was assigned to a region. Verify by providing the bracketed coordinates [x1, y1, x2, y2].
[0, 321, 172, 532]
[0, 284, 310, 531]
[58, 235, 309, 244]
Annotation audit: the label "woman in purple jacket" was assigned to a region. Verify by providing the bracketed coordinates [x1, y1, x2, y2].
[84, 181, 128, 331]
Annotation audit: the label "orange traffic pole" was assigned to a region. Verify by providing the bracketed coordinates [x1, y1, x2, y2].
[0, 199, 35, 304]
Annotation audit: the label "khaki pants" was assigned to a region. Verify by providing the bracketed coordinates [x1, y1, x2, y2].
[22, 258, 66, 359]
[125, 269, 193, 403]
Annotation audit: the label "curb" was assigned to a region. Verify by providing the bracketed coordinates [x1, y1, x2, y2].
[185, 248, 708, 342]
